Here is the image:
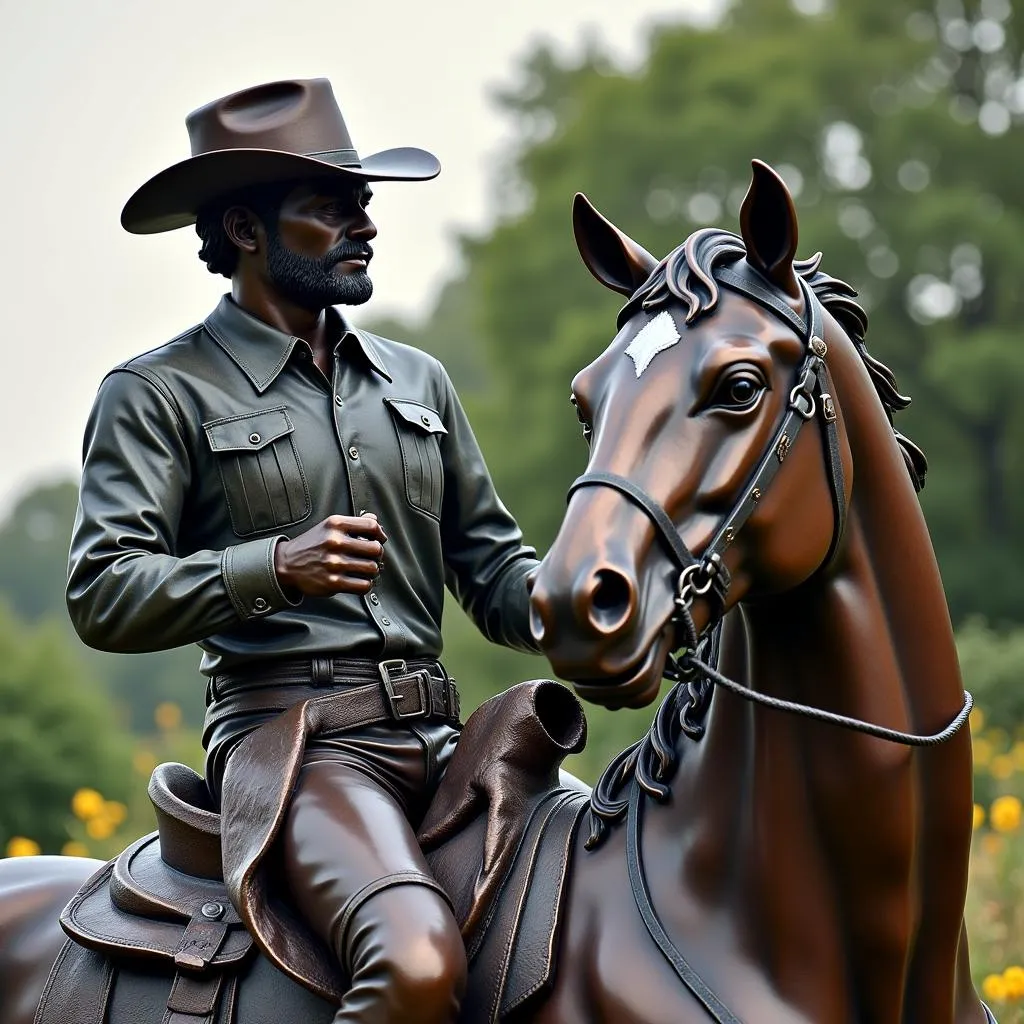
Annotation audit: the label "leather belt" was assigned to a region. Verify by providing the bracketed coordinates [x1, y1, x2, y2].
[210, 658, 461, 728]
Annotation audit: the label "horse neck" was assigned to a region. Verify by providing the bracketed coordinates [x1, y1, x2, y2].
[670, 325, 974, 1016]
[744, 328, 966, 739]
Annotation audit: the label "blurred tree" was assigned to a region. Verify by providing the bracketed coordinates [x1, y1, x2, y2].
[0, 482, 211, 729]
[456, 0, 1024, 626]
[959, 618, 1024, 727]
[0, 601, 134, 852]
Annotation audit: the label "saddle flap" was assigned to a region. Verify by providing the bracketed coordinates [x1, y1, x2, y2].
[501, 791, 588, 1015]
[60, 834, 252, 970]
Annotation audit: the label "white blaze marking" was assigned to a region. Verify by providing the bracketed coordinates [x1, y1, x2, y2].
[624, 311, 680, 377]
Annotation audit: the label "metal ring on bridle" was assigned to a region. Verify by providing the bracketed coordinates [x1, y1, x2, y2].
[789, 384, 816, 420]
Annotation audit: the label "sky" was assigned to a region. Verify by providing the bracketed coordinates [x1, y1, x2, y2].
[0, 0, 719, 512]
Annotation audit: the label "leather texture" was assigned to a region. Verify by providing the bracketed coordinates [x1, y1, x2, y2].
[218, 670, 460, 1003]
[121, 78, 441, 234]
[419, 680, 590, 1022]
[60, 839, 252, 970]
[67, 294, 539, 677]
[32, 941, 113, 1024]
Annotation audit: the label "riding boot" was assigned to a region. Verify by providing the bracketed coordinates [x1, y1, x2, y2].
[282, 758, 466, 1024]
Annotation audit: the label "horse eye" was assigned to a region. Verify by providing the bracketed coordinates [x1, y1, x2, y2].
[711, 372, 765, 411]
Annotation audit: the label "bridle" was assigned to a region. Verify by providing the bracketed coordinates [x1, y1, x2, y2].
[567, 262, 972, 748]
[567, 263, 973, 1024]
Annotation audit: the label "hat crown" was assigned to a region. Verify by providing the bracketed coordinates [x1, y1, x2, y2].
[185, 78, 355, 159]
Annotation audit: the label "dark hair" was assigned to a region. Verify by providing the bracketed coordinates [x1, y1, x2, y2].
[194, 182, 295, 278]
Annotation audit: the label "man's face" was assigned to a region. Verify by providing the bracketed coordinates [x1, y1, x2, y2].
[264, 179, 377, 311]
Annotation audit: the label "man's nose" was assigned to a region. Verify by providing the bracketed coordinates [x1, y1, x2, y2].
[349, 212, 377, 241]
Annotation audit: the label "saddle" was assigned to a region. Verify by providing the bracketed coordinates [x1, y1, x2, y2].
[37, 679, 590, 1024]
[38, 764, 250, 1024]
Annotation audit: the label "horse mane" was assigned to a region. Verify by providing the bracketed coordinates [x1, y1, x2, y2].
[586, 229, 928, 848]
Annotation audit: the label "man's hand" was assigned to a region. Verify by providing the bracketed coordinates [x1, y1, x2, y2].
[274, 513, 387, 597]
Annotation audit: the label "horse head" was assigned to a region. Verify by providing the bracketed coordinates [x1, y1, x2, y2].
[530, 160, 925, 710]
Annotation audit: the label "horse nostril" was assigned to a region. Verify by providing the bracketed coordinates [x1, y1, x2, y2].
[587, 568, 635, 633]
[529, 600, 547, 644]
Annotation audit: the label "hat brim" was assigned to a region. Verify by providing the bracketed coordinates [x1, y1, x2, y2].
[121, 146, 440, 234]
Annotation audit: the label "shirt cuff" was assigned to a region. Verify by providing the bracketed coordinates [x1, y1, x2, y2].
[221, 536, 302, 621]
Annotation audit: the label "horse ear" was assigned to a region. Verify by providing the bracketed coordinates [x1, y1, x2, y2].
[573, 193, 658, 298]
[739, 160, 800, 298]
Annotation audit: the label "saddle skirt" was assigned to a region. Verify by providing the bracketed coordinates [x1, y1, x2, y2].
[42, 679, 590, 1024]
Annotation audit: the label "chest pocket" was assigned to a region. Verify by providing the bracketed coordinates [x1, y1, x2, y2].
[385, 398, 448, 520]
[203, 407, 311, 537]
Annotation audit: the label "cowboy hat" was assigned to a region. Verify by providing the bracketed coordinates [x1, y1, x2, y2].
[121, 78, 440, 234]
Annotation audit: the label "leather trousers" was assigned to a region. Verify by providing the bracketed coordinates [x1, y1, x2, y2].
[283, 722, 464, 1024]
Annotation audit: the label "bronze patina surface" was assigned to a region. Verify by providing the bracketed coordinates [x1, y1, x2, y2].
[0, 155, 995, 1023]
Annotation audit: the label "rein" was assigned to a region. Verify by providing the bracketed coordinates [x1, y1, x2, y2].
[568, 264, 972, 747]
[570, 263, 975, 1024]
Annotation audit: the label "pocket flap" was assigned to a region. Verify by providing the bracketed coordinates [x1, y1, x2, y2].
[203, 407, 295, 453]
[385, 399, 448, 436]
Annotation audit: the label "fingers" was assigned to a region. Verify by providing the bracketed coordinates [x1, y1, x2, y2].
[324, 553, 380, 578]
[324, 513, 388, 542]
[326, 574, 378, 595]
[326, 536, 384, 561]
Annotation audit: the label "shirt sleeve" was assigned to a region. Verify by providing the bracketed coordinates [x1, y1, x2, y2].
[435, 362, 541, 654]
[66, 368, 298, 654]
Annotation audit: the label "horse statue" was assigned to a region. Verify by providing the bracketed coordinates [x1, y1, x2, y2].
[0, 160, 992, 1024]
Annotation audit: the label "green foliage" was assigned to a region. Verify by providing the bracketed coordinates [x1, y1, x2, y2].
[0, 483, 207, 729]
[960, 618, 1024, 728]
[0, 601, 134, 852]
[448, 0, 1024, 626]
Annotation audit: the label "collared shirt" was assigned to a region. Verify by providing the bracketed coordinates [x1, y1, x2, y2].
[67, 295, 539, 676]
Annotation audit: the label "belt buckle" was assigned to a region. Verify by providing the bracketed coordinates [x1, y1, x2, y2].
[378, 659, 428, 720]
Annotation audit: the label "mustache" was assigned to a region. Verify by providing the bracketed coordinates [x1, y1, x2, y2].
[325, 241, 374, 267]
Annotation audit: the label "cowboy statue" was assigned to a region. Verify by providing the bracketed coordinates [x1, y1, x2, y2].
[66, 78, 541, 1023]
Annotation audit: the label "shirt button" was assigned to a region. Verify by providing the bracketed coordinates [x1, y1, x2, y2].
[369, 593, 380, 605]
[249, 433, 261, 445]
[348, 446, 359, 460]
[253, 597, 269, 613]
[335, 395, 343, 406]
[420, 415, 430, 427]
[381, 617, 391, 626]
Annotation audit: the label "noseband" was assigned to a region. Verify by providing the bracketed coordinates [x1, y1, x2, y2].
[567, 264, 972, 1024]
[569, 267, 845, 620]
[567, 264, 972, 749]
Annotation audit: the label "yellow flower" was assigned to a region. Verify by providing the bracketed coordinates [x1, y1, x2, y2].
[973, 737, 993, 768]
[970, 707, 985, 734]
[983, 974, 1008, 1002]
[71, 788, 104, 821]
[1003, 966, 1024, 1000]
[85, 816, 115, 840]
[5, 836, 41, 857]
[1013, 741, 1024, 770]
[973, 804, 985, 830]
[132, 749, 157, 776]
[104, 801, 127, 826]
[991, 795, 1023, 834]
[61, 841, 90, 858]
[990, 755, 1015, 780]
[154, 702, 182, 731]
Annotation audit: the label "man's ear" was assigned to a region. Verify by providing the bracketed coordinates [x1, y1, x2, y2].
[222, 206, 261, 255]
[738, 160, 800, 298]
[573, 193, 658, 298]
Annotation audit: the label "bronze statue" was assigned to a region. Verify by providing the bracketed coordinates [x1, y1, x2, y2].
[0, 139, 994, 1023]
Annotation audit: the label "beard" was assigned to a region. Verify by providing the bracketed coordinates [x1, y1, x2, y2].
[265, 231, 374, 311]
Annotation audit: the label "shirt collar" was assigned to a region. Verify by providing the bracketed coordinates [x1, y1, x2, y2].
[205, 295, 393, 393]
